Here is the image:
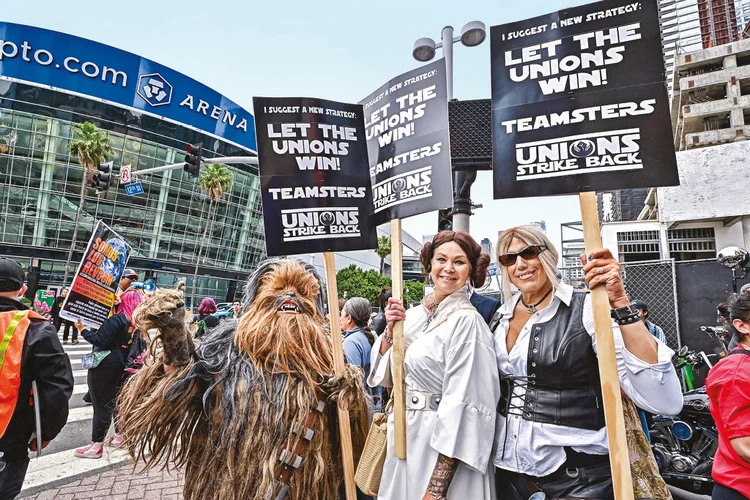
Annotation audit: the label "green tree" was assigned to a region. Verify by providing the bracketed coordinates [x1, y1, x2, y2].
[375, 236, 391, 276]
[403, 280, 425, 304]
[191, 163, 233, 309]
[336, 265, 425, 308]
[64, 122, 114, 285]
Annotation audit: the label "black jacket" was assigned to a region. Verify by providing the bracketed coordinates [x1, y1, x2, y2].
[0, 296, 74, 458]
[470, 292, 502, 326]
[81, 314, 133, 370]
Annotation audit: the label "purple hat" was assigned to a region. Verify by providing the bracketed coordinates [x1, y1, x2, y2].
[122, 269, 139, 279]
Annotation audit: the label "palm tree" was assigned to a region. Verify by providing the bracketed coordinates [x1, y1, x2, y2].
[375, 236, 391, 276]
[190, 163, 233, 310]
[64, 122, 114, 285]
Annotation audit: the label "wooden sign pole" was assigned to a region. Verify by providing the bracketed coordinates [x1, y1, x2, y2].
[323, 252, 357, 500]
[390, 220, 407, 459]
[579, 191, 634, 500]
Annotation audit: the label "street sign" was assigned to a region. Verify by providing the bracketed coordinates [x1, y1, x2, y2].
[125, 182, 144, 196]
[488, 262, 498, 277]
[120, 164, 132, 184]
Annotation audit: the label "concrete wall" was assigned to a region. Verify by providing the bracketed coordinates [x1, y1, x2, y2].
[658, 140, 750, 222]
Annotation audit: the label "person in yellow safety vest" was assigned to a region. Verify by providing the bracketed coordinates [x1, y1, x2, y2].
[0, 257, 74, 499]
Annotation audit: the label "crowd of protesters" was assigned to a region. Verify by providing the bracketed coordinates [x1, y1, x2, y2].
[3, 225, 750, 499]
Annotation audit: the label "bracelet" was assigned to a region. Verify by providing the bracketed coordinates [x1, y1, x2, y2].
[610, 304, 643, 325]
[382, 333, 394, 344]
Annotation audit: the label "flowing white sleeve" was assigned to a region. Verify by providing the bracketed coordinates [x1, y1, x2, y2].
[584, 296, 683, 416]
[430, 313, 501, 473]
[367, 334, 393, 388]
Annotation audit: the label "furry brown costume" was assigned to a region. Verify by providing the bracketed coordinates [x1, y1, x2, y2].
[118, 258, 369, 500]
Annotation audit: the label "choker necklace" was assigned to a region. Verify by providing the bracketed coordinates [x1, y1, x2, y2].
[520, 287, 553, 314]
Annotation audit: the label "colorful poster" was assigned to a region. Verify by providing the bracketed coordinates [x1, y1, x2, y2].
[59, 221, 131, 328]
[33, 289, 55, 320]
[253, 96, 377, 256]
[490, 0, 679, 198]
[360, 59, 453, 224]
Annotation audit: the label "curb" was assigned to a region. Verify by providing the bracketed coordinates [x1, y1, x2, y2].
[18, 451, 132, 498]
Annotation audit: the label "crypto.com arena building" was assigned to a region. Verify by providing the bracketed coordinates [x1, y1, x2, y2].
[0, 22, 263, 302]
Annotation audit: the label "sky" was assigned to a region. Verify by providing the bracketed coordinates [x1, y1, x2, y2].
[4, 0, 594, 255]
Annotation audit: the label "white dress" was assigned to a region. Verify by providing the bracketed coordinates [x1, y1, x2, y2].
[368, 286, 500, 500]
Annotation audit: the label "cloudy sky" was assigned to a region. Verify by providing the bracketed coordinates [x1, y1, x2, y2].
[5, 0, 595, 254]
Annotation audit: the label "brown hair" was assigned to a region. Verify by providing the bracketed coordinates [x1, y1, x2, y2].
[420, 230, 490, 287]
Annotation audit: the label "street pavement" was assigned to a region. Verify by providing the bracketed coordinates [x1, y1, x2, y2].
[19, 329, 132, 497]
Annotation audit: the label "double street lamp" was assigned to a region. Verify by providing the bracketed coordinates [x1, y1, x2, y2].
[412, 21, 487, 234]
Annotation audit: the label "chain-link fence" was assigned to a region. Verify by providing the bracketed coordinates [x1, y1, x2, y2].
[559, 259, 681, 350]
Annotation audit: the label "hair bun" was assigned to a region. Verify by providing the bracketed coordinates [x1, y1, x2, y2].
[473, 253, 491, 288]
[419, 242, 433, 274]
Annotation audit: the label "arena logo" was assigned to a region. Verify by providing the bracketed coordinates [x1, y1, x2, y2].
[135, 72, 249, 133]
[372, 166, 432, 213]
[280, 207, 360, 242]
[515, 128, 643, 181]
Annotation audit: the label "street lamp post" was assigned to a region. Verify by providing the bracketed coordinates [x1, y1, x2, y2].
[413, 21, 487, 234]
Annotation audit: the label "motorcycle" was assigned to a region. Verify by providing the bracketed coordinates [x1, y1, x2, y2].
[649, 342, 721, 494]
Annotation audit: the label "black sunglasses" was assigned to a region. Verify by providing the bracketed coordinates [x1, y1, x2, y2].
[499, 245, 546, 266]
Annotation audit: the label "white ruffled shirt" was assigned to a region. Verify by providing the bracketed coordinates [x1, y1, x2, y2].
[492, 282, 683, 477]
[368, 286, 500, 499]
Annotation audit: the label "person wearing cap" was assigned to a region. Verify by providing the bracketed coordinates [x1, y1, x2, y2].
[112, 269, 140, 310]
[0, 257, 74, 498]
[632, 299, 668, 344]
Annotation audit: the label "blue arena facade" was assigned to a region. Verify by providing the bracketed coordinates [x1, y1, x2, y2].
[0, 22, 264, 302]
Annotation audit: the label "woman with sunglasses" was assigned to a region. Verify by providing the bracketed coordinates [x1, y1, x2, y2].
[368, 231, 500, 500]
[491, 226, 682, 499]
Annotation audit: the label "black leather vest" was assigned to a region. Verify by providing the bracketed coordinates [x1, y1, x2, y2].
[498, 290, 606, 431]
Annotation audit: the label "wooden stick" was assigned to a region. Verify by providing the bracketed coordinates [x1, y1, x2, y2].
[323, 252, 357, 500]
[390, 219, 407, 459]
[578, 192, 635, 500]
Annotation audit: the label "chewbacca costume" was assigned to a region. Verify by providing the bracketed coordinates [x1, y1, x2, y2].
[118, 259, 369, 500]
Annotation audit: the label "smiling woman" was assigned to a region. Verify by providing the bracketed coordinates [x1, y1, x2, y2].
[367, 231, 499, 500]
[491, 225, 682, 499]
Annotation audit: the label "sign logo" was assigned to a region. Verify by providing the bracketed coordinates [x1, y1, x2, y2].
[569, 139, 596, 158]
[137, 73, 172, 107]
[280, 207, 360, 242]
[515, 129, 643, 181]
[372, 166, 433, 213]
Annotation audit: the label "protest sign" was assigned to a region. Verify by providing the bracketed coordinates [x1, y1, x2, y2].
[361, 58, 453, 224]
[253, 96, 377, 257]
[491, 0, 678, 199]
[60, 221, 131, 328]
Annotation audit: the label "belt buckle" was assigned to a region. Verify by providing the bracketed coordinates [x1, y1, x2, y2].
[407, 392, 426, 410]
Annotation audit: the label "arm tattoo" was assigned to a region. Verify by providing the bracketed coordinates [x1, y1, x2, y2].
[426, 453, 459, 498]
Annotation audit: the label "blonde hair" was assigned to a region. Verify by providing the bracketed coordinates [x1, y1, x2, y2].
[496, 226, 560, 303]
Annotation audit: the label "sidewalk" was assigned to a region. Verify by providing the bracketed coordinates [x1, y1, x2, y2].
[19, 464, 184, 500]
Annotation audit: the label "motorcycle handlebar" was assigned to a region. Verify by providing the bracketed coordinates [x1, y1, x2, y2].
[675, 361, 688, 370]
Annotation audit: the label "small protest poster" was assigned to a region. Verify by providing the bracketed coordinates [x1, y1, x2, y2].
[253, 96, 377, 257]
[33, 289, 55, 319]
[360, 58, 453, 224]
[60, 221, 131, 328]
[490, 0, 679, 199]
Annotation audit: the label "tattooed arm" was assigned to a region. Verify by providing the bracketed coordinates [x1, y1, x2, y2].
[421, 453, 460, 500]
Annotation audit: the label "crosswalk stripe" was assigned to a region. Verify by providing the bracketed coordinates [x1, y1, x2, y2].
[73, 385, 88, 395]
[72, 369, 87, 378]
[23, 447, 130, 493]
[67, 406, 93, 423]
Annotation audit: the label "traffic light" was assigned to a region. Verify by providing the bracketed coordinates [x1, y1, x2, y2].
[91, 161, 113, 193]
[438, 207, 453, 232]
[184, 142, 202, 178]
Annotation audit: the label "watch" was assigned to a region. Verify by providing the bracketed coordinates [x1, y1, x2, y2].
[610, 304, 642, 325]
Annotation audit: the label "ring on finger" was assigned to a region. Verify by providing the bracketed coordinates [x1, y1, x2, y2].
[598, 267, 605, 275]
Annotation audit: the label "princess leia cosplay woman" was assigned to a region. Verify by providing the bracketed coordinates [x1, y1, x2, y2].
[368, 231, 500, 500]
[491, 226, 683, 499]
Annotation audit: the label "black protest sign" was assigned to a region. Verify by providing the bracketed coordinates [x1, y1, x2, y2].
[60, 221, 132, 328]
[254, 97, 377, 256]
[361, 59, 452, 225]
[491, 0, 678, 199]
